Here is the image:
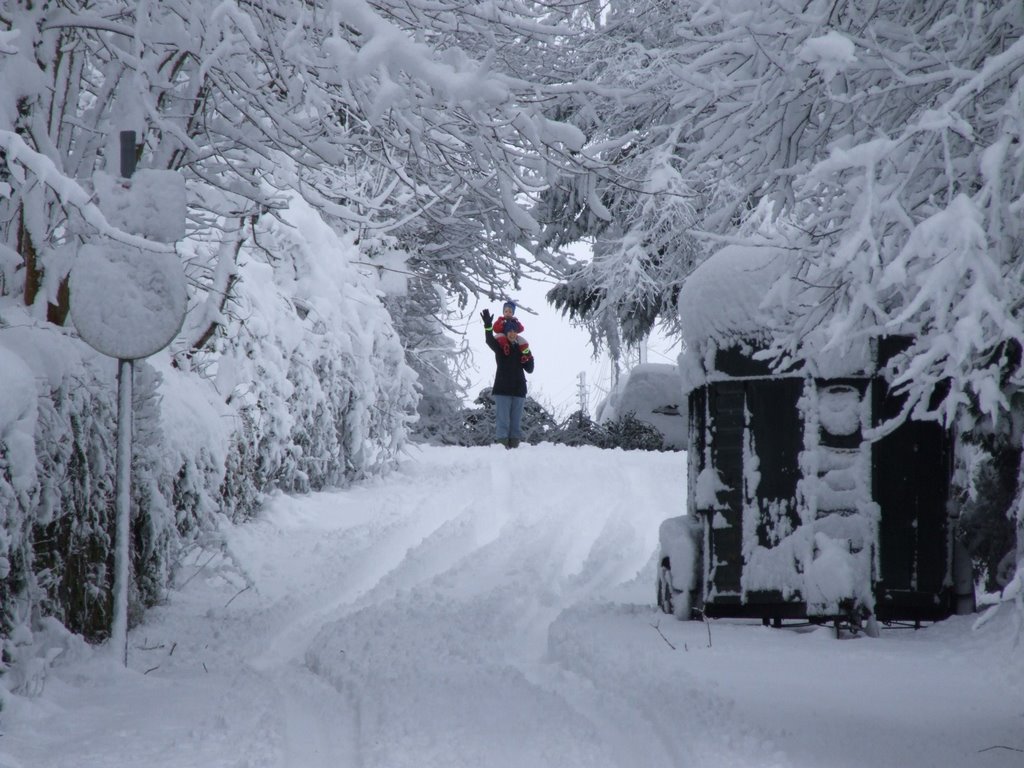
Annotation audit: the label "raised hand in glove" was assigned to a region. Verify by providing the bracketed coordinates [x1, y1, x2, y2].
[481, 308, 493, 327]
[520, 350, 533, 364]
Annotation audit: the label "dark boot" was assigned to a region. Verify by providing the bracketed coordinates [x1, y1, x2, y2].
[496, 438, 510, 448]
[508, 438, 520, 448]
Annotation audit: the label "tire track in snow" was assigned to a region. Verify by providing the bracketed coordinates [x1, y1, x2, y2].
[275, 667, 361, 768]
[504, 461, 699, 768]
[301, 445, 688, 767]
[542, 606, 786, 768]
[113, 445, 692, 768]
[242, 466, 494, 669]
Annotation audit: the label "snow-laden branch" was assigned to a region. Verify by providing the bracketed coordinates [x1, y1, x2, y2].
[0, 130, 175, 254]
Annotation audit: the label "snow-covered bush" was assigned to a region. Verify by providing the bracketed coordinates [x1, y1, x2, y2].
[552, 410, 610, 448]
[458, 392, 498, 447]
[453, 394, 678, 451]
[602, 412, 666, 452]
[451, 389, 560, 447]
[1, 321, 115, 646]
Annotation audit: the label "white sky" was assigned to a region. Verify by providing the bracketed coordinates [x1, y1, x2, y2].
[4, 444, 1021, 768]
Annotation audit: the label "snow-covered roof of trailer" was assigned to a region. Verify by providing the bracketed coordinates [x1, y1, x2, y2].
[678, 244, 789, 349]
[677, 243, 873, 391]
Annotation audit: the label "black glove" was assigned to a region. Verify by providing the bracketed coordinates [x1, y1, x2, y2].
[481, 309, 493, 327]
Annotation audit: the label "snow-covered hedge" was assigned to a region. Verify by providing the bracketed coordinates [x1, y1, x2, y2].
[184, 197, 419, 497]
[0, 316, 200, 647]
[0, 203, 419, 658]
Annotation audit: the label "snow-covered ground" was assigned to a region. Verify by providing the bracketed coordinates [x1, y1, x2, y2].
[2, 444, 1022, 768]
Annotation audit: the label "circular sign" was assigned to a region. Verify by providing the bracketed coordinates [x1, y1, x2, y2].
[70, 243, 188, 360]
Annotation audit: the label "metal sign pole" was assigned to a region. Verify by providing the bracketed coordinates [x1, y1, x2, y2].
[109, 130, 137, 665]
[70, 129, 186, 664]
[111, 358, 133, 665]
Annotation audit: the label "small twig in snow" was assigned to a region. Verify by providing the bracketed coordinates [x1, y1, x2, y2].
[143, 665, 160, 675]
[698, 609, 713, 648]
[202, 662, 209, 673]
[650, 620, 677, 651]
[225, 585, 251, 607]
[978, 746, 1024, 754]
[169, 641, 177, 656]
[179, 550, 219, 588]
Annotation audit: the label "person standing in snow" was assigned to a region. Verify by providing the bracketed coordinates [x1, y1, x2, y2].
[481, 307, 535, 448]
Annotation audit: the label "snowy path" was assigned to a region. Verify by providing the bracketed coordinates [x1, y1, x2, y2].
[2, 444, 1023, 768]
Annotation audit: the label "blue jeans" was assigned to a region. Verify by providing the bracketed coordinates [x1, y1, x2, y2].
[493, 395, 526, 440]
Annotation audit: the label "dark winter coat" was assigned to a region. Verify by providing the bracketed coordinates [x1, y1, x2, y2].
[485, 329, 534, 397]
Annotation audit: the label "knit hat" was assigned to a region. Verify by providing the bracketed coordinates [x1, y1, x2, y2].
[502, 300, 517, 313]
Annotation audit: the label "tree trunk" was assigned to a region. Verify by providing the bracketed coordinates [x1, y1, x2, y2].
[47, 274, 70, 325]
[18, 205, 42, 308]
[18, 204, 71, 324]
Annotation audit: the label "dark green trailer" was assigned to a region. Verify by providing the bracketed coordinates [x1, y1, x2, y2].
[667, 245, 969, 630]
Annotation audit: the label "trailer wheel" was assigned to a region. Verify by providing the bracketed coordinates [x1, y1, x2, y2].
[657, 558, 675, 615]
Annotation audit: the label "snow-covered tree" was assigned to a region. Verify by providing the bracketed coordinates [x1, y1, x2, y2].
[541, 0, 1024, 594]
[1, 0, 605, 649]
[1, 0, 600, 320]
[767, 3, 1024, 601]
[0, 0, 603, 482]
[389, 276, 472, 445]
